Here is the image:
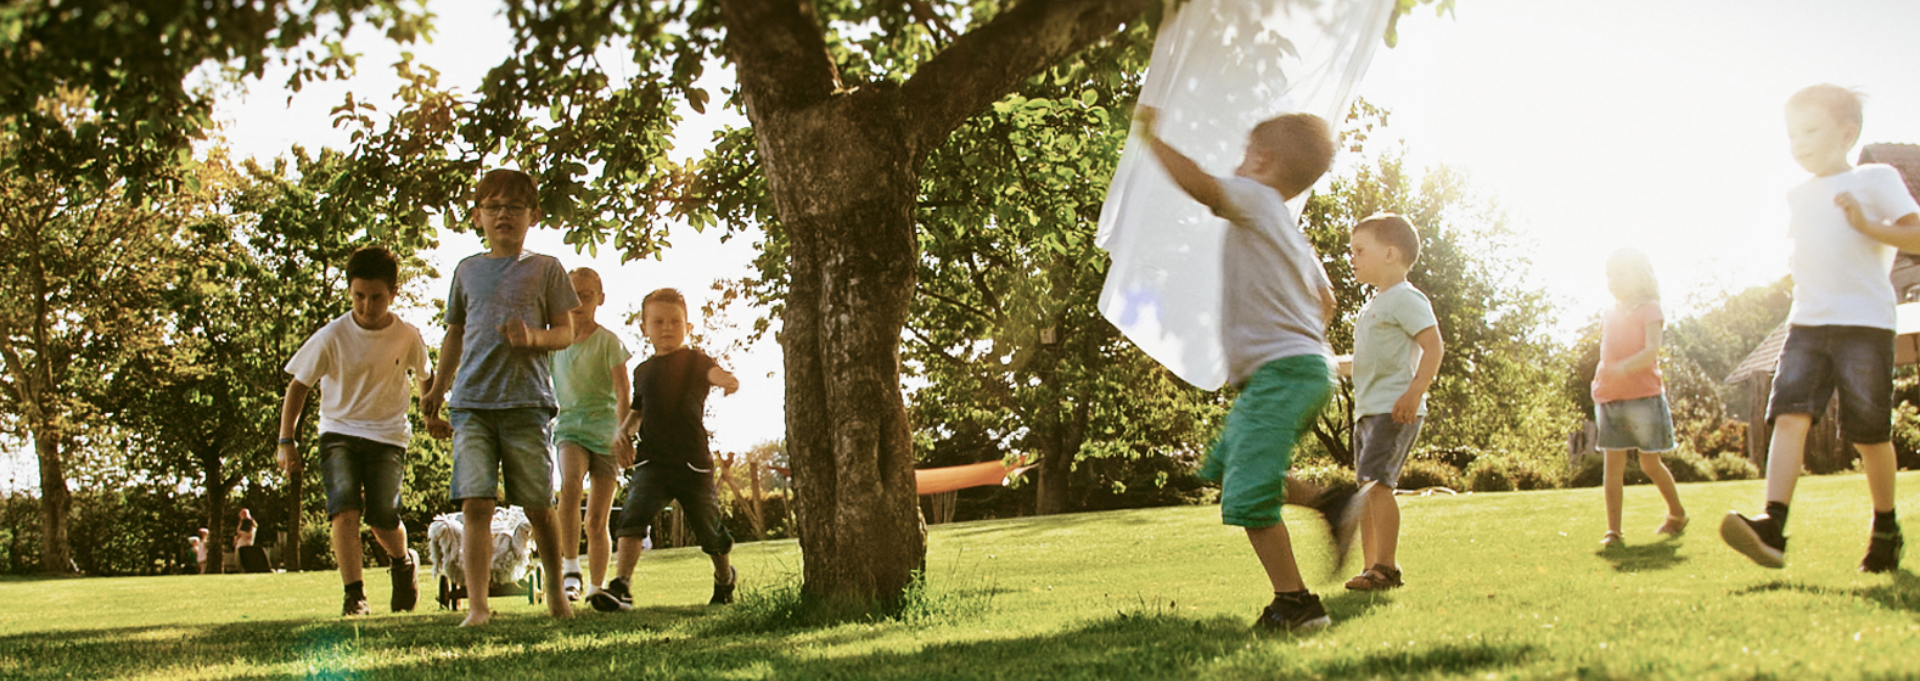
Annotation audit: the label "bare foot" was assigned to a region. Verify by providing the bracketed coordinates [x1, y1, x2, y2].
[459, 609, 492, 627]
[549, 600, 575, 619]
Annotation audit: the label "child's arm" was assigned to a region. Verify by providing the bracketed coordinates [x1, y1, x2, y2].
[1838, 192, 1920, 251]
[1602, 318, 1663, 380]
[1391, 326, 1444, 424]
[610, 360, 634, 465]
[709, 366, 740, 396]
[1136, 106, 1226, 211]
[421, 326, 462, 432]
[499, 311, 575, 351]
[276, 379, 312, 474]
[614, 408, 642, 469]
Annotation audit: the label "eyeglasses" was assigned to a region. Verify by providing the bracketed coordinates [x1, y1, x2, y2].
[477, 203, 531, 217]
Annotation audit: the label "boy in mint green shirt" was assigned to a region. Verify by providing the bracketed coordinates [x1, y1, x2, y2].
[552, 267, 632, 602]
[1339, 214, 1443, 592]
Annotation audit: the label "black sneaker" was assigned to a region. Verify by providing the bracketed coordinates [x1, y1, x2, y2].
[1311, 481, 1365, 579]
[390, 549, 419, 612]
[710, 566, 737, 605]
[343, 592, 371, 617]
[589, 576, 633, 612]
[1860, 529, 1904, 574]
[563, 572, 583, 601]
[1255, 591, 1330, 632]
[1720, 511, 1787, 568]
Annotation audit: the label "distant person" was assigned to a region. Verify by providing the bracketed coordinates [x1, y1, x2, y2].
[189, 528, 210, 574]
[1592, 248, 1688, 548]
[234, 508, 257, 549]
[1722, 84, 1920, 573]
[420, 168, 579, 626]
[279, 245, 429, 615]
[1337, 214, 1443, 591]
[552, 267, 633, 602]
[589, 288, 741, 612]
[1134, 105, 1361, 632]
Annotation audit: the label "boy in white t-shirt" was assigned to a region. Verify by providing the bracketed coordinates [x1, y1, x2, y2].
[1722, 84, 1920, 573]
[278, 246, 432, 615]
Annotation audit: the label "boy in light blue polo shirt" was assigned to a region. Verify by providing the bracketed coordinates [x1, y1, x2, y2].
[1339, 214, 1442, 592]
[421, 168, 580, 626]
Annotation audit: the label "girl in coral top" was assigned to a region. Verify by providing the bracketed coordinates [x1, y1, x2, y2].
[1593, 248, 1688, 548]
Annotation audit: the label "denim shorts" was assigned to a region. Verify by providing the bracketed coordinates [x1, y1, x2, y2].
[1354, 414, 1423, 488]
[318, 432, 406, 529]
[1767, 325, 1894, 444]
[450, 407, 558, 509]
[614, 462, 734, 555]
[1595, 395, 1676, 453]
[1197, 355, 1333, 528]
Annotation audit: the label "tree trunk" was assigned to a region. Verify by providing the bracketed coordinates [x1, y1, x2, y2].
[34, 434, 72, 574]
[287, 461, 304, 572]
[202, 452, 227, 575]
[772, 88, 928, 602]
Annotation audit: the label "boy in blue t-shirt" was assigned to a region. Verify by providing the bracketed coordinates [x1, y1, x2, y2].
[421, 168, 580, 626]
[1137, 105, 1355, 632]
[589, 287, 741, 612]
[1338, 214, 1441, 592]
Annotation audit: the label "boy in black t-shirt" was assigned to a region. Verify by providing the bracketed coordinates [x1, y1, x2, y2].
[589, 288, 742, 612]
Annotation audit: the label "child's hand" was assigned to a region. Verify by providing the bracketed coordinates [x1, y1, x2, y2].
[275, 443, 299, 475]
[1334, 354, 1354, 378]
[1134, 105, 1160, 139]
[1392, 391, 1421, 424]
[425, 415, 453, 440]
[499, 318, 534, 348]
[1836, 191, 1868, 229]
[613, 437, 635, 469]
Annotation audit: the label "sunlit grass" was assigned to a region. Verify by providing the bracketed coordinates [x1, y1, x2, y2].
[2, 472, 1916, 679]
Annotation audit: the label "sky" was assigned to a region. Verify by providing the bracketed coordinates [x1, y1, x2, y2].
[5, 0, 1919, 492]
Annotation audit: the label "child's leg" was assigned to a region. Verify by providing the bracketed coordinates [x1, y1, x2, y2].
[333, 511, 366, 585]
[556, 442, 590, 571]
[1245, 522, 1306, 593]
[1364, 482, 1399, 566]
[1602, 449, 1629, 535]
[586, 469, 618, 588]
[522, 506, 573, 618]
[1765, 413, 1813, 505]
[682, 472, 738, 587]
[1856, 441, 1898, 514]
[459, 497, 495, 626]
[1636, 451, 1686, 520]
[614, 535, 645, 580]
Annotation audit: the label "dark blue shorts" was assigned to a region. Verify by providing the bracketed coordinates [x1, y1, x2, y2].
[318, 433, 406, 530]
[615, 462, 734, 556]
[1767, 325, 1894, 444]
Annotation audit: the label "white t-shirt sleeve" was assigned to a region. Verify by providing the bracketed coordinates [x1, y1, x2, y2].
[1392, 288, 1439, 335]
[284, 326, 333, 387]
[407, 325, 429, 377]
[1862, 165, 1920, 223]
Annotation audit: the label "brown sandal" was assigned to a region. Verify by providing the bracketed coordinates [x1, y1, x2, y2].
[1344, 563, 1404, 591]
[1655, 515, 1689, 537]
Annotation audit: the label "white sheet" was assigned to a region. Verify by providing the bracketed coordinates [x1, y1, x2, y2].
[1096, 0, 1395, 390]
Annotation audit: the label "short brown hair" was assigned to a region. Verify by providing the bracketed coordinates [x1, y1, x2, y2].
[1786, 83, 1864, 131]
[473, 168, 538, 207]
[345, 246, 400, 291]
[642, 287, 687, 316]
[1250, 113, 1335, 197]
[1353, 213, 1421, 267]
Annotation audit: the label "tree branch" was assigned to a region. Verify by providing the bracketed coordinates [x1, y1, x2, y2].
[715, 0, 843, 115]
[900, 0, 1151, 159]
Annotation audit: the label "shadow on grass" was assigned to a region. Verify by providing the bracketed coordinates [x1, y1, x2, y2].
[1594, 537, 1686, 573]
[1731, 570, 1920, 613]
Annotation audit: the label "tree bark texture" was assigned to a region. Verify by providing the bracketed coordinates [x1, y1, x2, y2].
[34, 435, 71, 573]
[718, 0, 1148, 601]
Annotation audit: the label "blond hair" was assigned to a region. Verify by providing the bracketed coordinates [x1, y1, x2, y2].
[1607, 248, 1659, 303]
[1249, 113, 1335, 197]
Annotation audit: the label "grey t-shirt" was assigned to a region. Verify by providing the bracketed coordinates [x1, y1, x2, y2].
[1211, 176, 1333, 387]
[444, 251, 581, 410]
[1352, 282, 1438, 417]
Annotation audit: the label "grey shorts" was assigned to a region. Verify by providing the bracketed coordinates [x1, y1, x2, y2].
[557, 440, 620, 481]
[318, 433, 406, 529]
[615, 462, 734, 556]
[1354, 414, 1423, 488]
[1595, 395, 1676, 453]
[449, 407, 558, 509]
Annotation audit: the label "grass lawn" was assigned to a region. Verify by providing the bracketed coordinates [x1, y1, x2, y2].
[3, 472, 1917, 680]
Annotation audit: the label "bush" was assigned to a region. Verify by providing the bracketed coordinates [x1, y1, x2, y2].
[1657, 448, 1716, 483]
[1287, 462, 1354, 492]
[1396, 458, 1463, 491]
[1709, 452, 1760, 481]
[1567, 446, 1723, 488]
[1464, 454, 1561, 493]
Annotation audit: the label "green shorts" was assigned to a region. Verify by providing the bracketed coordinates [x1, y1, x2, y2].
[1198, 355, 1333, 528]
